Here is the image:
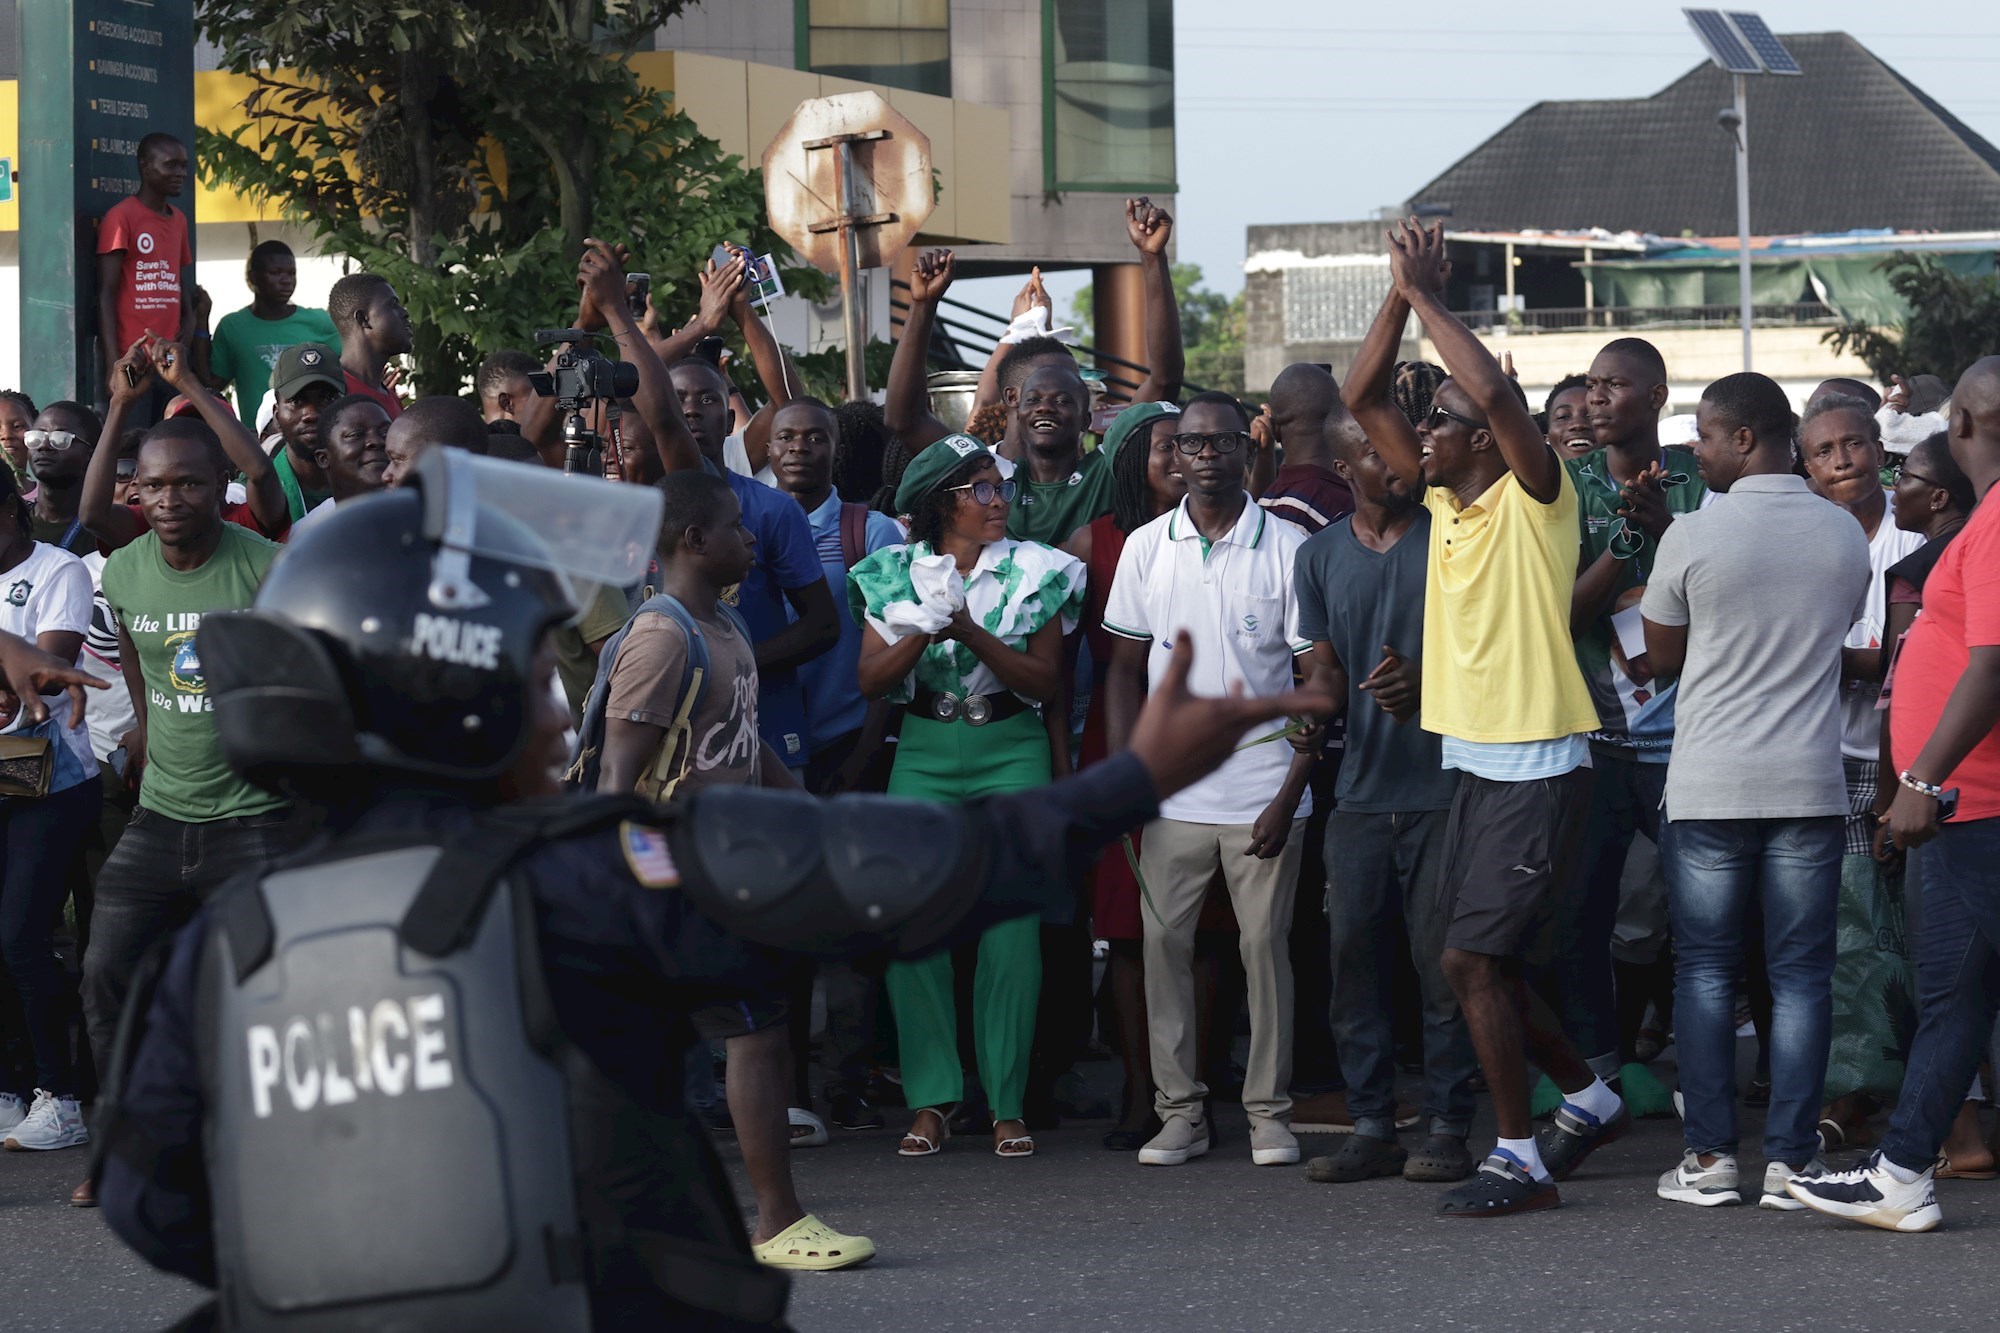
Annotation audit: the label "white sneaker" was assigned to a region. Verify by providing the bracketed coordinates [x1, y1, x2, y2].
[1760, 1156, 1827, 1211]
[1137, 1115, 1210, 1166]
[0, 1091, 25, 1135]
[1250, 1121, 1299, 1166]
[1657, 1149, 1740, 1206]
[2, 1090, 87, 1152]
[1786, 1151, 1942, 1233]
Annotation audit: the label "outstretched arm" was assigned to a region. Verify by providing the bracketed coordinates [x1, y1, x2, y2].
[972, 269, 1050, 412]
[728, 256, 799, 471]
[648, 254, 748, 372]
[577, 238, 702, 476]
[1126, 197, 1184, 405]
[1390, 219, 1561, 502]
[82, 339, 155, 549]
[1341, 287, 1423, 488]
[885, 249, 955, 452]
[153, 339, 289, 535]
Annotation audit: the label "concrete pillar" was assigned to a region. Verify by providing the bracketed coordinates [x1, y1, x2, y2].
[1092, 261, 1148, 401]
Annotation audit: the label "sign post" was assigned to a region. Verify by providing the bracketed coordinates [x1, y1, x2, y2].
[20, 0, 198, 408]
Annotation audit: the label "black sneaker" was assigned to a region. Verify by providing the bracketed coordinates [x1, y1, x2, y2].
[1437, 1152, 1560, 1218]
[1536, 1102, 1631, 1181]
[1404, 1133, 1475, 1183]
[828, 1093, 884, 1131]
[1306, 1133, 1408, 1183]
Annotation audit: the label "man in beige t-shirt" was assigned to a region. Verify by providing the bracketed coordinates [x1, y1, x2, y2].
[603, 606, 760, 793]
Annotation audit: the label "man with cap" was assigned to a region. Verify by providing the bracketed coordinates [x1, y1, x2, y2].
[88, 447, 1331, 1326]
[266, 343, 343, 524]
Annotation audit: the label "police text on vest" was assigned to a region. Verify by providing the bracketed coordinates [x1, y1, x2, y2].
[246, 994, 454, 1117]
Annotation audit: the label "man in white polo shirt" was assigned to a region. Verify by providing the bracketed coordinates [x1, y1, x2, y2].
[1103, 391, 1325, 1169]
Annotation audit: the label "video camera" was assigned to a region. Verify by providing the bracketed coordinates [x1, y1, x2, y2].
[529, 329, 641, 476]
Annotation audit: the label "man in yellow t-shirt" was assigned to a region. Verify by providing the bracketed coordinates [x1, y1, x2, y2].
[1344, 219, 1616, 1220]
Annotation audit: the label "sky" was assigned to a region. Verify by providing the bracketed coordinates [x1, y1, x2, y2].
[960, 0, 2000, 320]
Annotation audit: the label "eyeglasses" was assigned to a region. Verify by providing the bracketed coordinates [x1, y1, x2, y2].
[1424, 405, 1486, 433]
[23, 429, 85, 451]
[1172, 431, 1247, 456]
[1896, 468, 1938, 489]
[947, 478, 1018, 506]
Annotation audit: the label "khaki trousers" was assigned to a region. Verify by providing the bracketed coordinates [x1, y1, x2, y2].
[1140, 817, 1303, 1127]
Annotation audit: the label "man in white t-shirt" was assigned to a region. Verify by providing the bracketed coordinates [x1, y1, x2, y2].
[1799, 396, 1926, 838]
[0, 528, 101, 1149]
[1102, 393, 1325, 1170]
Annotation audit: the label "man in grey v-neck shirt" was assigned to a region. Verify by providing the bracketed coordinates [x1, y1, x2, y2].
[1642, 371, 1870, 1209]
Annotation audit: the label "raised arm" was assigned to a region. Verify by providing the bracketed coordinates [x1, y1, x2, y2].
[578, 238, 701, 476]
[1390, 219, 1561, 502]
[648, 254, 747, 372]
[153, 339, 288, 535]
[973, 269, 1051, 412]
[885, 249, 955, 453]
[1342, 287, 1423, 488]
[727, 254, 799, 469]
[82, 340, 155, 549]
[1126, 198, 1183, 405]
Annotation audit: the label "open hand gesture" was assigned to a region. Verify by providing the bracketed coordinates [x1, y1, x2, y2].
[696, 251, 749, 334]
[1129, 631, 1337, 800]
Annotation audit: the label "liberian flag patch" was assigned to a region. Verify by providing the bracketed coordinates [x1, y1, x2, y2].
[618, 821, 680, 888]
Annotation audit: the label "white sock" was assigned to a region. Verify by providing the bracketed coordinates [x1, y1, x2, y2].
[1564, 1076, 1624, 1124]
[1881, 1157, 1923, 1185]
[1969, 1074, 1985, 1102]
[1494, 1135, 1552, 1183]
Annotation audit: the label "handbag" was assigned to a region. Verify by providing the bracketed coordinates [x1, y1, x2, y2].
[0, 733, 53, 798]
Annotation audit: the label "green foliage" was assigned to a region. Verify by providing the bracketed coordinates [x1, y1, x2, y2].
[1070, 261, 1245, 397]
[1825, 254, 2000, 385]
[194, 0, 813, 394]
[792, 340, 896, 404]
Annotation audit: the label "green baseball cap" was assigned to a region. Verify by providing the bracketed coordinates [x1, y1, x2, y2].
[270, 342, 344, 402]
[894, 433, 993, 514]
[1099, 400, 1180, 469]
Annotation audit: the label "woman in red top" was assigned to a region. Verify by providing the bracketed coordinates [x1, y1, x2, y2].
[1071, 401, 1186, 1148]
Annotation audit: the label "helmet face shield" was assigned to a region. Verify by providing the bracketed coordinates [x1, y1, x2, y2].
[416, 451, 661, 616]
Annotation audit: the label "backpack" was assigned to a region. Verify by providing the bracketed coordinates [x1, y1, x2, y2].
[838, 502, 869, 572]
[564, 593, 750, 801]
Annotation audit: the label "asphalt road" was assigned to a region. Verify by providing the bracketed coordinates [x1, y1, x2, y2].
[4, 1055, 1997, 1332]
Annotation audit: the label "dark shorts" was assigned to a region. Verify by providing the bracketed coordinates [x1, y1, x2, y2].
[691, 989, 793, 1042]
[1440, 766, 1596, 962]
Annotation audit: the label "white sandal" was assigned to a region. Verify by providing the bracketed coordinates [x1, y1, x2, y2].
[898, 1106, 951, 1157]
[789, 1107, 829, 1148]
[994, 1119, 1036, 1159]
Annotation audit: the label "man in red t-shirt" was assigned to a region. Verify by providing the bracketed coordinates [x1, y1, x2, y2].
[326, 273, 412, 420]
[1792, 355, 2000, 1234]
[96, 134, 196, 417]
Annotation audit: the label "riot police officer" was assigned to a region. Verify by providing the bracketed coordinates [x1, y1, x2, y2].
[88, 450, 1329, 1331]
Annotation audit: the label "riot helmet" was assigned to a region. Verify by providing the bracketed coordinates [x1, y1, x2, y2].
[201, 448, 660, 797]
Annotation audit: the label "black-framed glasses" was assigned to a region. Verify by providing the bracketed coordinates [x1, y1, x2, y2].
[947, 478, 1017, 506]
[1172, 431, 1246, 456]
[23, 429, 85, 451]
[1896, 467, 1938, 489]
[1425, 405, 1486, 433]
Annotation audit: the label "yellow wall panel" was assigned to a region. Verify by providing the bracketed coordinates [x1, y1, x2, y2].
[747, 64, 826, 167]
[888, 87, 954, 241]
[952, 102, 1010, 244]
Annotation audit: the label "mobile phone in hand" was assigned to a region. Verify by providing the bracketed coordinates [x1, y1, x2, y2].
[1939, 788, 1960, 822]
[627, 272, 651, 321]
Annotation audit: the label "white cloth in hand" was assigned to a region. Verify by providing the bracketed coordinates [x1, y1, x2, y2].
[1000, 305, 1080, 347]
[877, 552, 965, 636]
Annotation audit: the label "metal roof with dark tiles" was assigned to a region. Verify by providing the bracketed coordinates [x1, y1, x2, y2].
[1404, 33, 2000, 236]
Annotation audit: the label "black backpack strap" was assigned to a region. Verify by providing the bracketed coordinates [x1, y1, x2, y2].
[398, 794, 656, 957]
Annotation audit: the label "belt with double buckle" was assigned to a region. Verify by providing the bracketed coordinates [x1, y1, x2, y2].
[908, 687, 1030, 726]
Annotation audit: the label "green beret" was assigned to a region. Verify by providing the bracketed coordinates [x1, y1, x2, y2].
[1100, 401, 1181, 470]
[894, 433, 993, 514]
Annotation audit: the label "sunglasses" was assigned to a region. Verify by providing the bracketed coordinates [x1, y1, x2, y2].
[1172, 431, 1247, 456]
[947, 478, 1018, 506]
[24, 429, 86, 451]
[1424, 405, 1486, 432]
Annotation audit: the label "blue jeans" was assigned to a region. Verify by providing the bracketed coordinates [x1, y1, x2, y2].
[1662, 815, 1840, 1165]
[0, 779, 104, 1094]
[1881, 818, 2000, 1173]
[1324, 809, 1476, 1139]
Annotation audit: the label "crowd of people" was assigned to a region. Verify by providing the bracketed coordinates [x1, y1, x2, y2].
[2, 134, 1999, 1280]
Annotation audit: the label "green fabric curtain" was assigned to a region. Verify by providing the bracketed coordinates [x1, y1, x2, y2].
[1807, 253, 1995, 325]
[1592, 251, 1997, 323]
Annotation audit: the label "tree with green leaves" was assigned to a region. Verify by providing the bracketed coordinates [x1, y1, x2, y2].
[196, 0, 806, 394]
[1069, 262, 1245, 397]
[1825, 254, 2000, 386]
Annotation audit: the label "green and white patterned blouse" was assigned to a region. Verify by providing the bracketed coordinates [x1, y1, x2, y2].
[847, 538, 1086, 703]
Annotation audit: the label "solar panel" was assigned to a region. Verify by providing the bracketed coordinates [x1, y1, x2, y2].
[1726, 12, 1803, 75]
[1683, 8, 1761, 74]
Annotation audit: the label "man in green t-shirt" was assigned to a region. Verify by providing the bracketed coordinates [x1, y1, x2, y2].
[81, 416, 302, 1154]
[199, 240, 342, 419]
[266, 342, 344, 523]
[1553, 336, 1706, 1095]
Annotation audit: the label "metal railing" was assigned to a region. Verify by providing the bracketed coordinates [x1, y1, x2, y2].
[1450, 302, 1837, 334]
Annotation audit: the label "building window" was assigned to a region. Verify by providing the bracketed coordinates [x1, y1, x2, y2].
[1043, 0, 1175, 192]
[799, 0, 951, 98]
